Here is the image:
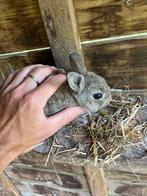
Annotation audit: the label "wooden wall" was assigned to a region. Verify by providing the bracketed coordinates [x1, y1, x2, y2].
[76, 0, 147, 89]
[0, 0, 48, 52]
[0, 0, 147, 88]
[75, 0, 147, 41]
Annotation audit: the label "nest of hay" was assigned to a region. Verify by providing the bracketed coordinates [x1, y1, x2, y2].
[84, 93, 147, 165]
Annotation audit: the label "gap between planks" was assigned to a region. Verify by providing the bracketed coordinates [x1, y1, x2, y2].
[0, 47, 50, 59]
[1, 31, 147, 59]
[81, 31, 147, 45]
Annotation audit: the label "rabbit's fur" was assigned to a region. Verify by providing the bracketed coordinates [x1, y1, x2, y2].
[34, 52, 111, 153]
[44, 71, 111, 116]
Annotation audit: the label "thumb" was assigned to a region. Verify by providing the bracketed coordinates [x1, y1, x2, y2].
[45, 107, 86, 137]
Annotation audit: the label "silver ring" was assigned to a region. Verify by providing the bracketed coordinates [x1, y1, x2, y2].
[27, 74, 40, 86]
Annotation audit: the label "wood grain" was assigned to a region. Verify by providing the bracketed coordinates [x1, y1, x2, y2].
[11, 180, 90, 196]
[13, 152, 86, 176]
[75, 0, 147, 41]
[6, 164, 90, 196]
[6, 166, 89, 190]
[105, 164, 147, 196]
[83, 38, 147, 89]
[7, 152, 147, 196]
[0, 173, 20, 196]
[84, 166, 108, 196]
[38, 0, 83, 71]
[0, 0, 49, 53]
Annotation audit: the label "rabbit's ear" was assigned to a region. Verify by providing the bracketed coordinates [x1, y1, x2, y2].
[69, 52, 86, 74]
[67, 72, 85, 92]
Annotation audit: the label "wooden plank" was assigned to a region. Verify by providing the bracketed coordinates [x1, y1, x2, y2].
[0, 0, 48, 53]
[6, 153, 90, 195]
[0, 49, 54, 87]
[12, 153, 85, 176]
[0, 173, 20, 196]
[6, 164, 90, 196]
[105, 166, 147, 196]
[84, 166, 108, 196]
[75, 0, 147, 41]
[10, 180, 90, 196]
[83, 38, 147, 89]
[7, 152, 147, 196]
[38, 0, 83, 71]
[6, 166, 89, 191]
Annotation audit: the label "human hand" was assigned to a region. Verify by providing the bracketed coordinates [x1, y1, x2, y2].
[0, 64, 85, 171]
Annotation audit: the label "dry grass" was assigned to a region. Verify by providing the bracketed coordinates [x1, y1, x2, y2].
[84, 93, 146, 165]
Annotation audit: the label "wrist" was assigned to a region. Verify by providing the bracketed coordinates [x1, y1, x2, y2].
[0, 131, 22, 172]
[0, 143, 21, 172]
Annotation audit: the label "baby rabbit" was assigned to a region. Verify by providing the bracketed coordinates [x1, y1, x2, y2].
[34, 52, 111, 153]
[44, 52, 112, 116]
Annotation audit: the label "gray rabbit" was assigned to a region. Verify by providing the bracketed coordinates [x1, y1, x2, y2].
[34, 52, 112, 153]
[44, 52, 111, 116]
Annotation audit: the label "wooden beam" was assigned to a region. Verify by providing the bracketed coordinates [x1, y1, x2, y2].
[84, 166, 108, 196]
[38, 0, 83, 71]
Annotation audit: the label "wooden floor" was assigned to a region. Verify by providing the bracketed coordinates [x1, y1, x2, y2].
[0, 152, 147, 196]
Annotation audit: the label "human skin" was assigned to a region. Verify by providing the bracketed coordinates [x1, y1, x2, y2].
[0, 64, 85, 172]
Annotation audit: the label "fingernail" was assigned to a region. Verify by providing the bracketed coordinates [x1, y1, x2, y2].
[56, 74, 66, 82]
[77, 107, 87, 114]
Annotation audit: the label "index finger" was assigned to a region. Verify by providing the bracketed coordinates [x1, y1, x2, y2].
[31, 74, 66, 108]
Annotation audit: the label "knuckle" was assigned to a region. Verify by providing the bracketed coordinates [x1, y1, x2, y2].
[23, 94, 36, 106]
[31, 66, 47, 73]
[31, 67, 41, 73]
[29, 64, 43, 69]
[10, 89, 20, 101]
[48, 66, 57, 70]
[30, 66, 56, 76]
[45, 66, 56, 73]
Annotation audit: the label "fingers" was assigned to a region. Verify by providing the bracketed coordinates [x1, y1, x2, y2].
[3, 64, 44, 93]
[1, 70, 19, 90]
[30, 74, 66, 108]
[12, 66, 57, 100]
[44, 107, 86, 137]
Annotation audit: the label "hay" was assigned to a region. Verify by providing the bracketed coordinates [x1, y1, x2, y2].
[83, 93, 147, 165]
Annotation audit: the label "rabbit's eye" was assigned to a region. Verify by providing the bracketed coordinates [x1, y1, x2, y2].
[93, 93, 103, 100]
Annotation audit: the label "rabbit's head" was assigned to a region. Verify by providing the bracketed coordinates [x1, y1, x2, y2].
[67, 71, 111, 113]
[67, 52, 112, 113]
